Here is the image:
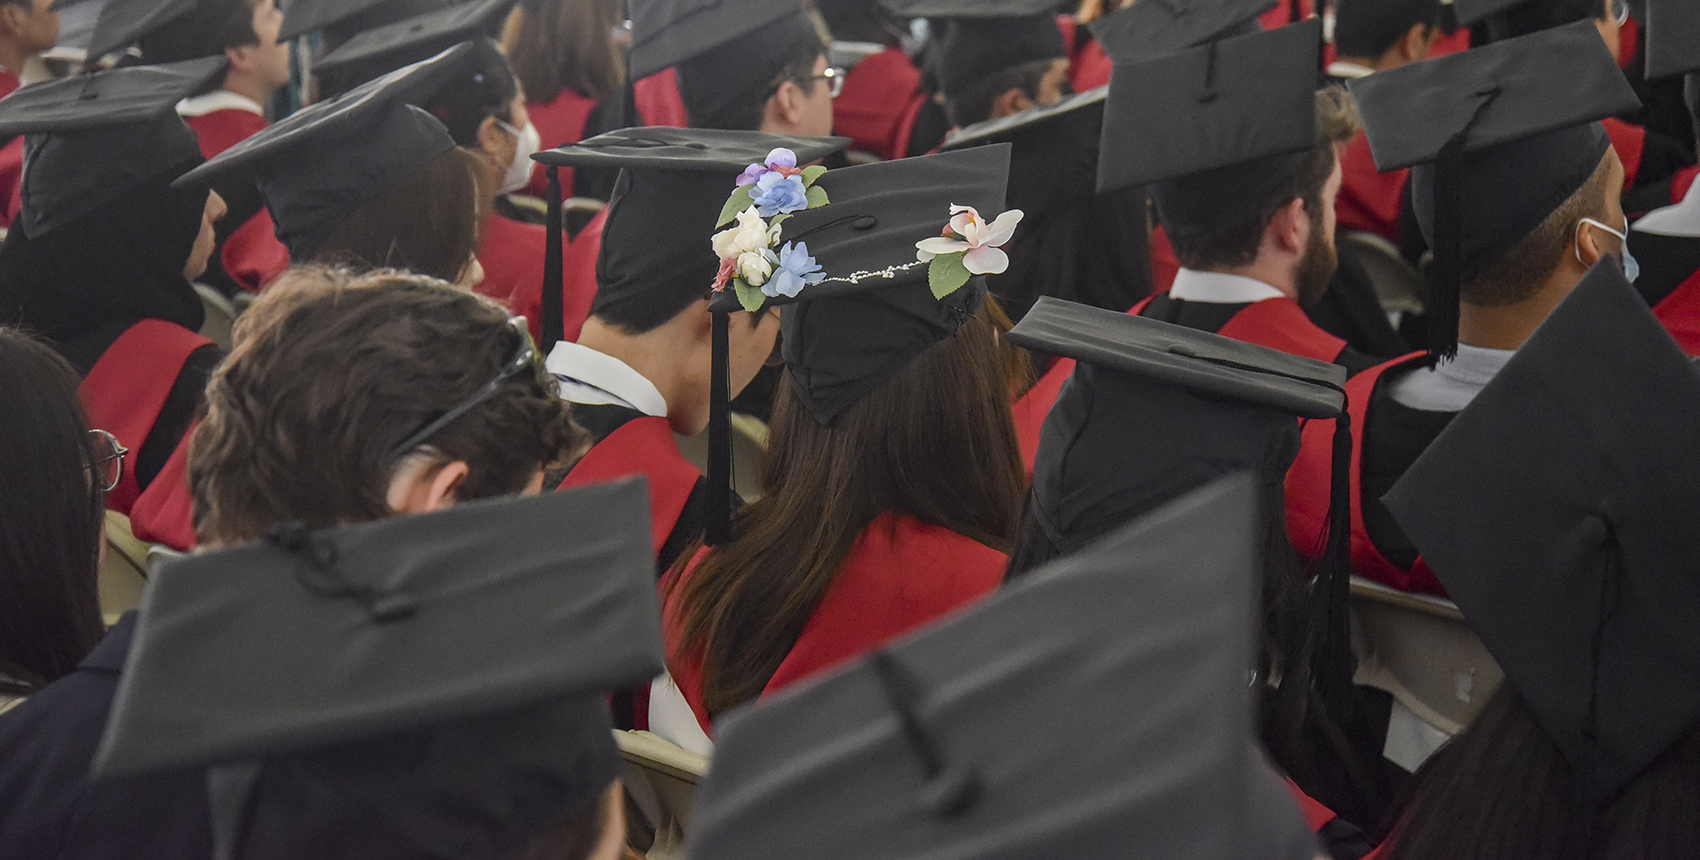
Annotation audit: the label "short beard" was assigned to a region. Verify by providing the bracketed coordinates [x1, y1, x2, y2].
[1292, 226, 1338, 308]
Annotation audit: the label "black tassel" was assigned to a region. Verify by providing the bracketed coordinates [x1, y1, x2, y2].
[706, 312, 730, 546]
[1427, 137, 1465, 359]
[1316, 407, 1355, 713]
[541, 166, 564, 352]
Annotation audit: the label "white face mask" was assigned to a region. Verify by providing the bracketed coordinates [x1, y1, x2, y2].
[1576, 216, 1639, 283]
[493, 119, 541, 195]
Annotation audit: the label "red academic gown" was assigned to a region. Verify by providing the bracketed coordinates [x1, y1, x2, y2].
[1284, 352, 1444, 595]
[474, 213, 547, 320]
[504, 205, 604, 345]
[77, 319, 214, 522]
[558, 413, 702, 562]
[185, 107, 290, 292]
[522, 85, 601, 199]
[832, 46, 922, 161]
[1011, 357, 1076, 475]
[634, 67, 689, 128]
[0, 69, 23, 229]
[1336, 130, 1408, 247]
[664, 511, 1007, 734]
[1603, 116, 1648, 189]
[1131, 292, 1356, 365]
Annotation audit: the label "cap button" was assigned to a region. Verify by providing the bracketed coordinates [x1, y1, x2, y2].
[1577, 514, 1610, 547]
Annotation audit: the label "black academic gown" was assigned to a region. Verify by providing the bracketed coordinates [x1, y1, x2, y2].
[1357, 372, 1458, 572]
[0, 613, 213, 860]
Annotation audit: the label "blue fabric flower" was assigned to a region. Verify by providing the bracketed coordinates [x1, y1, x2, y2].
[750, 171, 809, 217]
[764, 241, 825, 298]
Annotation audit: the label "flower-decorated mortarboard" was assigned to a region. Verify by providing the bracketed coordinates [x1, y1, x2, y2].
[700, 144, 1020, 542]
[527, 127, 849, 349]
[0, 55, 228, 239]
[629, 0, 826, 129]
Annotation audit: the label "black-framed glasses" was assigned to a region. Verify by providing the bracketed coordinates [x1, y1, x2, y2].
[766, 66, 846, 100]
[385, 317, 538, 463]
[88, 429, 127, 494]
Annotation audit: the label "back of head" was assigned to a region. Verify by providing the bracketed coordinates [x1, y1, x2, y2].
[676, 19, 825, 130]
[423, 38, 520, 146]
[310, 143, 485, 282]
[1486, 0, 1603, 41]
[136, 0, 259, 66]
[1332, 0, 1442, 60]
[190, 267, 582, 544]
[1161, 86, 1358, 270]
[502, 0, 625, 105]
[0, 327, 106, 694]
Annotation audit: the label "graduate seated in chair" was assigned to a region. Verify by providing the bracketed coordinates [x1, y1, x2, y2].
[80, 0, 295, 295]
[1284, 21, 1639, 597]
[1097, 21, 1376, 374]
[0, 267, 586, 860]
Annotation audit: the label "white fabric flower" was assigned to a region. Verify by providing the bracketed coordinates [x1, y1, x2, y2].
[914, 204, 1026, 275]
[711, 206, 781, 260]
[736, 249, 776, 286]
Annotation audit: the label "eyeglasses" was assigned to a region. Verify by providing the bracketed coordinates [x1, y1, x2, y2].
[385, 317, 538, 463]
[767, 66, 846, 101]
[88, 429, 127, 494]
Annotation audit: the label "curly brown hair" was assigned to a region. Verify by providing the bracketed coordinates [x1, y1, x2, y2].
[191, 267, 585, 545]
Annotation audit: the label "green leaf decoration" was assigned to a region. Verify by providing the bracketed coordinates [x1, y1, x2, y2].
[928, 253, 971, 299]
[735, 280, 767, 313]
[805, 186, 830, 209]
[717, 186, 755, 227]
[800, 164, 827, 185]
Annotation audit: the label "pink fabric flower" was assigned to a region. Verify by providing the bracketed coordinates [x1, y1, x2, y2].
[914, 205, 1025, 274]
[712, 256, 737, 291]
[735, 148, 802, 186]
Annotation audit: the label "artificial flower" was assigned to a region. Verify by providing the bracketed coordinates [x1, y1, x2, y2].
[750, 170, 810, 217]
[712, 207, 781, 260]
[712, 256, 737, 291]
[914, 205, 1025, 275]
[735, 147, 802, 187]
[737, 249, 776, 287]
[765, 241, 825, 298]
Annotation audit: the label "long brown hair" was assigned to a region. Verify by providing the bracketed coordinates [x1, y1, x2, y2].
[502, 0, 625, 105]
[665, 307, 1025, 717]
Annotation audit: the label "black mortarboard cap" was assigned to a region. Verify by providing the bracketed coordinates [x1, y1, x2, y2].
[881, 0, 1066, 97]
[697, 144, 1010, 544]
[1089, 0, 1273, 64]
[0, 56, 227, 239]
[93, 477, 663, 780]
[691, 474, 1320, 860]
[1348, 20, 1639, 356]
[280, 0, 458, 43]
[530, 126, 849, 346]
[1643, 0, 1700, 81]
[175, 43, 474, 261]
[1008, 296, 1345, 552]
[84, 0, 246, 62]
[1096, 19, 1322, 235]
[1383, 260, 1700, 801]
[312, 0, 518, 94]
[629, 0, 821, 129]
[1454, 0, 1596, 31]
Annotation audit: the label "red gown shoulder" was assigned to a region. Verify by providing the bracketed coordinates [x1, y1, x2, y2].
[558, 414, 701, 558]
[1653, 267, 1700, 355]
[1217, 296, 1349, 363]
[634, 68, 689, 129]
[1012, 357, 1075, 475]
[832, 47, 922, 161]
[1284, 352, 1444, 595]
[663, 512, 1006, 734]
[523, 86, 600, 198]
[1602, 116, 1648, 189]
[474, 213, 546, 308]
[78, 319, 215, 516]
[183, 109, 268, 160]
[1336, 130, 1408, 246]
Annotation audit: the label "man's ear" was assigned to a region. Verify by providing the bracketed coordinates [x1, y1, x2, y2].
[387, 458, 471, 514]
[1267, 196, 1309, 255]
[768, 79, 804, 128]
[1398, 22, 1435, 63]
[1574, 219, 1612, 269]
[0, 4, 25, 37]
[474, 114, 509, 160]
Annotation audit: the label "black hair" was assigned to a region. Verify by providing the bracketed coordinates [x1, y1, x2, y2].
[1383, 682, 1700, 860]
[1332, 0, 1442, 60]
[943, 57, 1055, 129]
[679, 29, 826, 131]
[0, 327, 107, 696]
[425, 39, 521, 147]
[1487, 0, 1609, 41]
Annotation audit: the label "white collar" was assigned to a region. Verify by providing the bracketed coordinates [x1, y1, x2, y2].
[1632, 178, 1700, 238]
[1386, 343, 1516, 412]
[544, 341, 669, 418]
[1326, 60, 1377, 80]
[176, 90, 265, 119]
[1168, 268, 1287, 304]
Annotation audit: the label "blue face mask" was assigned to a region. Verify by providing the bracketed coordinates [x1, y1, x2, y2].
[1577, 216, 1639, 283]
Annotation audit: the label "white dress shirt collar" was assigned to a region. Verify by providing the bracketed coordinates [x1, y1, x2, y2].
[176, 90, 266, 119]
[1168, 268, 1287, 304]
[544, 341, 669, 418]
